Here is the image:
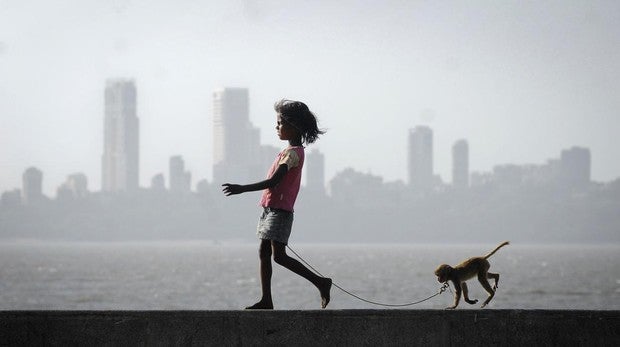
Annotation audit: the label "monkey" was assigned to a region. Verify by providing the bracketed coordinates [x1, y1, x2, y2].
[434, 241, 509, 309]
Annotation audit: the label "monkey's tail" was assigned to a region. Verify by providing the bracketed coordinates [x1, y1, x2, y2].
[484, 241, 510, 259]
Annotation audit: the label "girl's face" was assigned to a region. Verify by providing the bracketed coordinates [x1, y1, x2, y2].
[276, 114, 299, 141]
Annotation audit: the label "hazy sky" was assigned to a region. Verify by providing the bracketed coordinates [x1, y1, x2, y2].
[1, 0, 619, 196]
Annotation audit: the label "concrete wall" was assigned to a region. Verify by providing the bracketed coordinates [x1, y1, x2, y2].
[1, 310, 618, 346]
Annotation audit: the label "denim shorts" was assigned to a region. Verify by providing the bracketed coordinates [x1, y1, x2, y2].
[256, 207, 294, 244]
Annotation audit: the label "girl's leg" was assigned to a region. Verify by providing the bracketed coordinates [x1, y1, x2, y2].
[271, 241, 332, 308]
[245, 239, 274, 309]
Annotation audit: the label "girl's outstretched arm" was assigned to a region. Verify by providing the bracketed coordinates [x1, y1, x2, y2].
[222, 164, 288, 196]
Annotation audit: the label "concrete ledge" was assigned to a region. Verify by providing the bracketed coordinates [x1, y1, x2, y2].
[1, 310, 619, 346]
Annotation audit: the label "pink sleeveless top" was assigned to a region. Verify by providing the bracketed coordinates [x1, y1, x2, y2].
[259, 146, 305, 212]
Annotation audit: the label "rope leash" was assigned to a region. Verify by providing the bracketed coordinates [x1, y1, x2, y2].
[286, 245, 450, 307]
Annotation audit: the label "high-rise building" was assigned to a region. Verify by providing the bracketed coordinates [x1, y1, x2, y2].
[452, 139, 469, 188]
[170, 155, 191, 193]
[306, 149, 326, 194]
[408, 126, 433, 190]
[560, 146, 590, 188]
[151, 173, 165, 191]
[101, 79, 139, 192]
[212, 88, 260, 183]
[22, 167, 43, 204]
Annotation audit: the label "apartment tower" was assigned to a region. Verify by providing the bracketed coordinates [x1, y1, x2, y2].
[101, 79, 139, 192]
[408, 126, 434, 191]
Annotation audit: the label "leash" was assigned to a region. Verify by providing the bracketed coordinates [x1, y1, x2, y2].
[286, 245, 450, 307]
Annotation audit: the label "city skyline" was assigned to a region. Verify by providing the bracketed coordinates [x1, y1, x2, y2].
[2, 114, 598, 199]
[1, 1, 619, 196]
[2, 139, 612, 245]
[0, 79, 604, 198]
[0, 78, 606, 198]
[4, 78, 614, 196]
[5, 80, 605, 198]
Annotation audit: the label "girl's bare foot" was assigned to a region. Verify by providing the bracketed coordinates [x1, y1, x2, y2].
[245, 300, 273, 310]
[320, 278, 332, 309]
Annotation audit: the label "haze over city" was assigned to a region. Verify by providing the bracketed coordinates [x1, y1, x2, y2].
[1, 0, 619, 196]
[2, 2, 620, 319]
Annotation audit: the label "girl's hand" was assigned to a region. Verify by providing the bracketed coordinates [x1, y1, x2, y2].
[222, 183, 245, 196]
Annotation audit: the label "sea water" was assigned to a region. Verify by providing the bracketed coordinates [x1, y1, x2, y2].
[0, 241, 618, 310]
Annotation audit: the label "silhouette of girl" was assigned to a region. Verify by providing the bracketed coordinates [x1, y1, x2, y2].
[222, 99, 331, 309]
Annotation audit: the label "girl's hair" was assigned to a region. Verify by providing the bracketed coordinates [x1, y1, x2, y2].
[274, 99, 325, 144]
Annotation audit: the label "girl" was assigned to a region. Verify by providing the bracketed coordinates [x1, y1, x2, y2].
[222, 99, 332, 309]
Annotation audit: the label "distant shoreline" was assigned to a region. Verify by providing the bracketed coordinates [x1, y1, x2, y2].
[1, 238, 618, 247]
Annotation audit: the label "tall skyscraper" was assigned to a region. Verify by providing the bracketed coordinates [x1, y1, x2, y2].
[306, 149, 326, 194]
[22, 167, 43, 204]
[560, 146, 590, 188]
[452, 139, 469, 188]
[169, 155, 191, 193]
[101, 79, 139, 192]
[212, 88, 260, 183]
[408, 126, 433, 190]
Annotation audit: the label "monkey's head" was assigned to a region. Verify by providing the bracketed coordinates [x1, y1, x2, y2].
[434, 264, 453, 283]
